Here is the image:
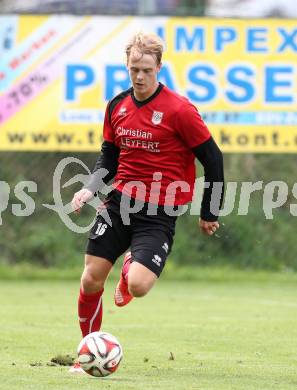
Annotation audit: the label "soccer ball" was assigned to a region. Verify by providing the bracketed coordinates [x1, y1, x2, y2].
[77, 331, 123, 377]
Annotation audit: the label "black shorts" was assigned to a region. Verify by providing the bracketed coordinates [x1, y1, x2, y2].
[86, 190, 177, 277]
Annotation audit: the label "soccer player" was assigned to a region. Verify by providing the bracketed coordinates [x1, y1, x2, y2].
[70, 32, 224, 373]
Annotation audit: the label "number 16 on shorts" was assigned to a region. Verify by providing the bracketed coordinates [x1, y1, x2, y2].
[95, 222, 108, 236]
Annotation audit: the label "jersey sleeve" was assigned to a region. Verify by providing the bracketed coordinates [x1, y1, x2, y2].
[102, 102, 115, 142]
[175, 102, 211, 148]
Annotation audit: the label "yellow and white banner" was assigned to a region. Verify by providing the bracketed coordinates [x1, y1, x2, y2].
[0, 16, 297, 152]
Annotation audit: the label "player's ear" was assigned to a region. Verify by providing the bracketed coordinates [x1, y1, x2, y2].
[157, 62, 162, 72]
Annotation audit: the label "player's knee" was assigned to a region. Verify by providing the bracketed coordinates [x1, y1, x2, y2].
[81, 269, 104, 293]
[128, 280, 151, 298]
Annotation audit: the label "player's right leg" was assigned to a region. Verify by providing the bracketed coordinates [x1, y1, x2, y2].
[78, 254, 113, 337]
[78, 191, 130, 336]
[70, 191, 130, 373]
[69, 255, 112, 374]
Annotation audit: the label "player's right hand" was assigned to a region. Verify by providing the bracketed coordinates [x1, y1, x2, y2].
[71, 188, 93, 214]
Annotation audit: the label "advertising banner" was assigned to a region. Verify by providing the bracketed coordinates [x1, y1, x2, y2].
[0, 16, 296, 152]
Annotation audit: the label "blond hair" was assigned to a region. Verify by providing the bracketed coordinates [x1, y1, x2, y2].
[126, 32, 164, 65]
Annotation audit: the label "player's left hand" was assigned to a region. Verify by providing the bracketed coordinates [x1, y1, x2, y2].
[199, 218, 219, 236]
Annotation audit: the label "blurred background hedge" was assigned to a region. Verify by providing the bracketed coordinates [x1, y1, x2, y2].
[1, 152, 297, 272]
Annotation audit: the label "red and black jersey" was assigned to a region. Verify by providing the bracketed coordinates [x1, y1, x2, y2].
[103, 83, 211, 206]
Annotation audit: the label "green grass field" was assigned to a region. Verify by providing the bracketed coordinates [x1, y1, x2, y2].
[1, 276, 297, 390]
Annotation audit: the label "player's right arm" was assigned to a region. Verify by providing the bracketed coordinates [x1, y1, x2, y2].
[71, 102, 119, 213]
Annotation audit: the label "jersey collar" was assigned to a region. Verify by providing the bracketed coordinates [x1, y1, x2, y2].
[131, 82, 164, 108]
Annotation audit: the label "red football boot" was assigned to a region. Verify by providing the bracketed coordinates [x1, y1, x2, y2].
[69, 361, 86, 374]
[114, 252, 133, 307]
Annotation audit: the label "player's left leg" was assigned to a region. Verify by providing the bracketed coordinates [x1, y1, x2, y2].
[128, 260, 158, 296]
[114, 252, 157, 306]
[114, 252, 134, 307]
[114, 212, 177, 306]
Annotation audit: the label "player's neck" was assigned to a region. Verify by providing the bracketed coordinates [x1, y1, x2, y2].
[133, 82, 160, 102]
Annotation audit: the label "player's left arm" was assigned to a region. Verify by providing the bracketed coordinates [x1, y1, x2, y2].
[192, 137, 224, 236]
[175, 103, 224, 235]
[176, 100, 224, 235]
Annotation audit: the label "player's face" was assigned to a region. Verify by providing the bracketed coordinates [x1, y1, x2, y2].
[128, 53, 161, 101]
